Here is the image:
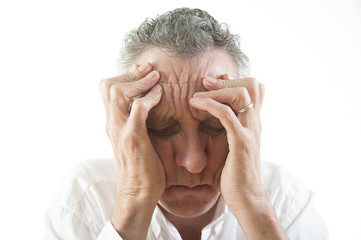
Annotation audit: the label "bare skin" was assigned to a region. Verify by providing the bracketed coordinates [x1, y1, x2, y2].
[99, 48, 289, 240]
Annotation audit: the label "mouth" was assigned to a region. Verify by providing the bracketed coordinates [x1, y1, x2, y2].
[169, 184, 210, 193]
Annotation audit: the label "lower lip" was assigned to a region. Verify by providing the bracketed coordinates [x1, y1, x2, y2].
[170, 185, 209, 193]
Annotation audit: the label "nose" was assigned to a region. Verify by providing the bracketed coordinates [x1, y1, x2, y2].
[175, 130, 208, 173]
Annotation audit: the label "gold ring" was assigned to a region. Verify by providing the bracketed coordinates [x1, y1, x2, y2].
[236, 102, 253, 113]
[128, 98, 134, 113]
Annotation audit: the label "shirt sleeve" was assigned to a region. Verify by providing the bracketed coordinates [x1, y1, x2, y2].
[96, 221, 123, 240]
[261, 162, 329, 239]
[285, 195, 329, 240]
[44, 159, 122, 240]
[44, 203, 123, 240]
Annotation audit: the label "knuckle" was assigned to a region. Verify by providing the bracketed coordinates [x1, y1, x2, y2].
[130, 99, 150, 125]
[221, 79, 234, 88]
[126, 70, 139, 81]
[219, 79, 227, 88]
[220, 104, 234, 119]
[99, 78, 111, 93]
[248, 77, 259, 89]
[237, 86, 249, 96]
[135, 78, 146, 89]
[131, 98, 150, 117]
[235, 87, 250, 103]
[109, 84, 121, 99]
[109, 84, 126, 100]
[132, 98, 146, 110]
[248, 77, 257, 85]
[128, 63, 138, 73]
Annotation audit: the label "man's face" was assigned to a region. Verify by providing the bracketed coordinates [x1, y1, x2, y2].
[135, 48, 237, 218]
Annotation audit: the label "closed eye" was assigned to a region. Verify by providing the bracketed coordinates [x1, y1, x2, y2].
[199, 122, 225, 136]
[147, 125, 180, 139]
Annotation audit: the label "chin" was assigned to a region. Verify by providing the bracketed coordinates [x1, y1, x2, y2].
[158, 186, 220, 218]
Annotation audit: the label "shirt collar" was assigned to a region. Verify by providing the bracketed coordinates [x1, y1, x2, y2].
[150, 204, 231, 240]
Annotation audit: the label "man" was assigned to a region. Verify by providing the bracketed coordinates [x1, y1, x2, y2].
[45, 8, 328, 240]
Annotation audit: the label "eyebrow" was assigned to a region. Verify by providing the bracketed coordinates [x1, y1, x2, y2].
[202, 114, 221, 122]
[146, 115, 177, 128]
[146, 113, 222, 128]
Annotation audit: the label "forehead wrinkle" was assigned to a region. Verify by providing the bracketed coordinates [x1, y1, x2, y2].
[157, 68, 191, 121]
[162, 96, 171, 121]
[166, 64, 208, 122]
[184, 66, 212, 122]
[148, 100, 171, 124]
[176, 66, 204, 123]
[169, 82, 178, 119]
[158, 92, 172, 123]
[176, 71, 184, 119]
[187, 69, 203, 122]
[153, 72, 178, 121]
[138, 48, 238, 125]
[153, 51, 233, 122]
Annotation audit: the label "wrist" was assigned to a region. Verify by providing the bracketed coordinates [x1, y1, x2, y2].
[111, 191, 159, 240]
[116, 182, 163, 203]
[225, 182, 267, 213]
[233, 200, 289, 240]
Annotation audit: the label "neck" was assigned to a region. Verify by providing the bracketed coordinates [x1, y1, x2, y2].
[158, 196, 225, 239]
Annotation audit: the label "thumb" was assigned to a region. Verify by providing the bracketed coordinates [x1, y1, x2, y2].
[128, 85, 163, 129]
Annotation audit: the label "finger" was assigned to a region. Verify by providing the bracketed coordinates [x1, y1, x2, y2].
[99, 63, 151, 113]
[203, 76, 261, 110]
[112, 71, 160, 126]
[193, 87, 253, 127]
[193, 87, 251, 110]
[222, 73, 236, 81]
[108, 84, 129, 138]
[189, 97, 245, 151]
[102, 62, 153, 95]
[124, 62, 152, 82]
[99, 65, 159, 118]
[222, 74, 230, 80]
[127, 63, 139, 77]
[129, 85, 163, 130]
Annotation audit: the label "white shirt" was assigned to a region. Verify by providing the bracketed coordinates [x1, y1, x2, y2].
[44, 158, 329, 239]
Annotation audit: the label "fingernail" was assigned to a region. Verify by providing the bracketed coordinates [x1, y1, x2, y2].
[153, 84, 162, 93]
[206, 76, 217, 84]
[190, 97, 199, 104]
[146, 71, 157, 79]
[193, 92, 205, 97]
[138, 63, 148, 72]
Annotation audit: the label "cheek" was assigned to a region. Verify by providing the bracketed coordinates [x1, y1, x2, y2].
[148, 136, 176, 171]
[150, 134, 229, 164]
[206, 134, 229, 168]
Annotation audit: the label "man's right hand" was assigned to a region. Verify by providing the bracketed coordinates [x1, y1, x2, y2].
[99, 62, 165, 240]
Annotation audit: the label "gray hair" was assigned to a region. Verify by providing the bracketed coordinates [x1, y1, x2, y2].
[116, 8, 249, 77]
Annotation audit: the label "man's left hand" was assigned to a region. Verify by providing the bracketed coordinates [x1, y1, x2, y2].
[190, 75, 288, 239]
[190, 75, 265, 212]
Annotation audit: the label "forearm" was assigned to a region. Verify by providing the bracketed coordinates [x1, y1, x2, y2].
[233, 197, 289, 240]
[111, 192, 158, 240]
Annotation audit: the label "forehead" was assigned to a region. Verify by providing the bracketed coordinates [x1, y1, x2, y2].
[135, 48, 237, 122]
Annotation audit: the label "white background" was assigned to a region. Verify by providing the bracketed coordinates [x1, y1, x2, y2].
[0, 0, 360, 239]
